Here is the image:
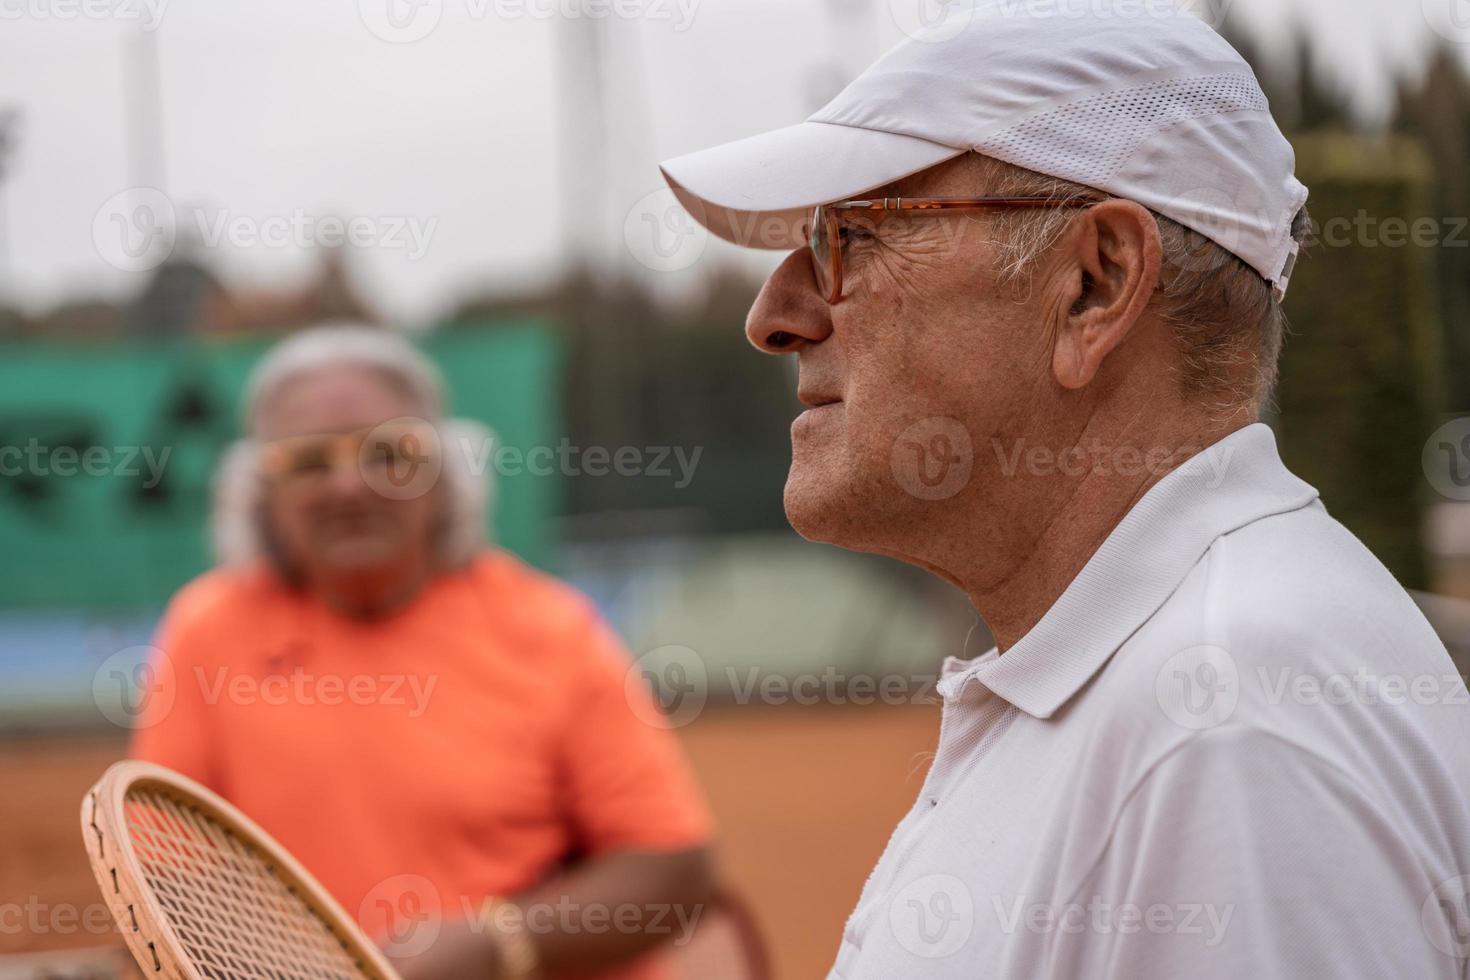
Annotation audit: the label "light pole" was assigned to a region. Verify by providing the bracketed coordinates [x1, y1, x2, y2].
[0, 107, 20, 305]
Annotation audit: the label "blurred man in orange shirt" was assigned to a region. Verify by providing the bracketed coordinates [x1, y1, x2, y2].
[131, 325, 715, 980]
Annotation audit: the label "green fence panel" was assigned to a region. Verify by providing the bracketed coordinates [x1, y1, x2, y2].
[0, 322, 562, 610]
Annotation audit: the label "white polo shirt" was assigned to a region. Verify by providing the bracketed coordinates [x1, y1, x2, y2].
[829, 423, 1470, 979]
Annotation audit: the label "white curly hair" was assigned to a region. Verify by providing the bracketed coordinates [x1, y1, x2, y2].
[211, 324, 493, 573]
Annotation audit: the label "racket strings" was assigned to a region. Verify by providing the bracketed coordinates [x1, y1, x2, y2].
[124, 788, 373, 979]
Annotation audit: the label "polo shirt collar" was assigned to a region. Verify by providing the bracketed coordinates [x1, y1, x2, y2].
[936, 423, 1319, 719]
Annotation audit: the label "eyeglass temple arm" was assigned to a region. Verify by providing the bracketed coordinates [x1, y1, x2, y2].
[829, 197, 1098, 211]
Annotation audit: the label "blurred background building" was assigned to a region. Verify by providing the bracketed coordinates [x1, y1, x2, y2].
[1, 1, 1469, 977]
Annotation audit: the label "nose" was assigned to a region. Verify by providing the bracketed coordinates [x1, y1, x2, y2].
[745, 249, 834, 354]
[324, 455, 373, 498]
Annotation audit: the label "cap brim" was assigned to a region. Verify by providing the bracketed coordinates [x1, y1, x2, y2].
[660, 121, 965, 250]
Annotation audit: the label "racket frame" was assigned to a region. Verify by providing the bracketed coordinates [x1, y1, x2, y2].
[81, 760, 401, 980]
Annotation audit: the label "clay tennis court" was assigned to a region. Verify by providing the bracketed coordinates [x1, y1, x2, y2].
[0, 703, 939, 980]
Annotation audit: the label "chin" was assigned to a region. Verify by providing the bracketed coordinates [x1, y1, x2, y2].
[782, 457, 884, 552]
[317, 536, 403, 573]
[782, 479, 830, 544]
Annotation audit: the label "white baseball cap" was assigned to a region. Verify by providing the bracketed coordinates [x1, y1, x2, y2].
[660, 1, 1309, 300]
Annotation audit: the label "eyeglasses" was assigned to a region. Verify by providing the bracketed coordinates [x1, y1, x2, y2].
[808, 196, 1099, 305]
[259, 420, 437, 485]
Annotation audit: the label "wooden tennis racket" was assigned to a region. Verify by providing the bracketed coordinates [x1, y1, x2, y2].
[80, 761, 401, 980]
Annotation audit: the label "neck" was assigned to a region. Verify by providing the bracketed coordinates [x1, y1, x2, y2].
[311, 563, 433, 620]
[935, 409, 1251, 652]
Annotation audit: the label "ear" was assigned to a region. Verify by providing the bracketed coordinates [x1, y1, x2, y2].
[1049, 200, 1162, 390]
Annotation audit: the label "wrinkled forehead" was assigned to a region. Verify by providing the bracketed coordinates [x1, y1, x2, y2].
[864, 153, 989, 199]
[858, 152, 1059, 204]
[254, 364, 426, 442]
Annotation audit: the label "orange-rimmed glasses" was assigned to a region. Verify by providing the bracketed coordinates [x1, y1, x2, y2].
[259, 420, 437, 486]
[809, 197, 1100, 304]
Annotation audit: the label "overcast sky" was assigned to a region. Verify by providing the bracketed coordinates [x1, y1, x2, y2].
[0, 0, 1463, 327]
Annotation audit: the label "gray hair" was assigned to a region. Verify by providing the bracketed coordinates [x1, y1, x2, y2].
[212, 324, 493, 572]
[971, 155, 1308, 415]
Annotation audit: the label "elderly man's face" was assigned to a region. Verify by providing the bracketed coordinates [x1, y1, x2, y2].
[745, 156, 1073, 559]
[257, 365, 440, 607]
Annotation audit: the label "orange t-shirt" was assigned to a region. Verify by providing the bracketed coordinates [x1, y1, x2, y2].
[130, 551, 713, 980]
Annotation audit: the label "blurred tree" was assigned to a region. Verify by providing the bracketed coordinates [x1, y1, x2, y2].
[0, 306, 30, 340]
[1281, 133, 1443, 589]
[127, 255, 221, 339]
[1393, 47, 1470, 412]
[31, 300, 124, 341]
[448, 266, 795, 534]
[1221, 18, 1466, 588]
[1294, 34, 1350, 132]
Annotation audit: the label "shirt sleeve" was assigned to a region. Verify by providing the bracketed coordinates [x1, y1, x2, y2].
[128, 585, 225, 793]
[556, 611, 715, 856]
[1048, 724, 1458, 980]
